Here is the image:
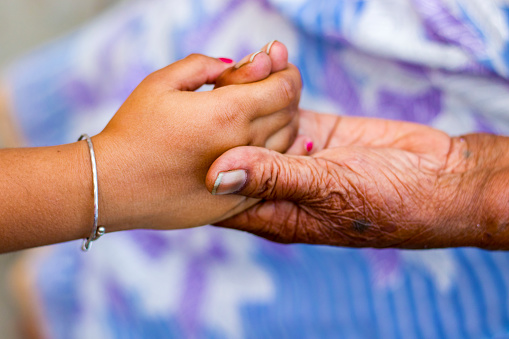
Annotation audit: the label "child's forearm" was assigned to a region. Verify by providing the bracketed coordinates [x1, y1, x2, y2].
[0, 141, 105, 252]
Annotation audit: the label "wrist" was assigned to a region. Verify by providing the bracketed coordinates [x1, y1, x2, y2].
[88, 133, 135, 233]
[478, 167, 509, 250]
[451, 134, 509, 250]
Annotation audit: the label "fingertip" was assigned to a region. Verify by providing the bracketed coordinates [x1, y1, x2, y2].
[264, 40, 288, 72]
[241, 51, 271, 78]
[266, 40, 277, 55]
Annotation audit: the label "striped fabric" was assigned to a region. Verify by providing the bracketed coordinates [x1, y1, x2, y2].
[5, 0, 509, 338]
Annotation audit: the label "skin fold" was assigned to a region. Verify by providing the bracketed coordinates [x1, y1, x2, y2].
[207, 110, 509, 250]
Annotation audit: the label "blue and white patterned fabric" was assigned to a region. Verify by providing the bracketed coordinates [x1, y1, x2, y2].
[5, 0, 509, 338]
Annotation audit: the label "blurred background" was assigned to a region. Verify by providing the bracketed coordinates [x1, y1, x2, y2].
[0, 1, 119, 338]
[2, 1, 509, 339]
[0, 0, 120, 67]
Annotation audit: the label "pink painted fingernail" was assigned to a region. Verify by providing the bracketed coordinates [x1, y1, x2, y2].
[211, 170, 247, 195]
[219, 57, 233, 64]
[306, 141, 314, 152]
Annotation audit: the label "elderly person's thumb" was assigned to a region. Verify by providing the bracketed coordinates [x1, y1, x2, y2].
[206, 146, 321, 200]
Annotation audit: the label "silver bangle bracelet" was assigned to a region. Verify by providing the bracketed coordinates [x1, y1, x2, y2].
[78, 134, 106, 251]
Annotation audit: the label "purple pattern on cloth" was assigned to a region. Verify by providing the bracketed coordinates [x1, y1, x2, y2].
[396, 60, 431, 78]
[179, 0, 246, 58]
[413, 0, 485, 55]
[376, 86, 441, 123]
[473, 113, 496, 134]
[364, 249, 402, 288]
[178, 233, 230, 337]
[258, 237, 296, 258]
[179, 256, 208, 338]
[106, 278, 131, 319]
[66, 17, 152, 109]
[66, 79, 100, 108]
[131, 230, 172, 259]
[324, 52, 364, 116]
[37, 247, 84, 337]
[208, 237, 229, 262]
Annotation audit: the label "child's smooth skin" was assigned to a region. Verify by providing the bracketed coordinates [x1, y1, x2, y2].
[0, 42, 303, 252]
[215, 41, 300, 155]
[92, 47, 303, 234]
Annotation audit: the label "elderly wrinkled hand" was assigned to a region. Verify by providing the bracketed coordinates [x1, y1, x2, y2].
[206, 109, 509, 250]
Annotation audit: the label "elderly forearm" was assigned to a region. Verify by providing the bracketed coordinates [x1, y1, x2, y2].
[477, 164, 509, 250]
[432, 133, 509, 250]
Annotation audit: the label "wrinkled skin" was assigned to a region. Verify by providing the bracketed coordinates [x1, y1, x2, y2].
[207, 110, 509, 250]
[92, 50, 301, 232]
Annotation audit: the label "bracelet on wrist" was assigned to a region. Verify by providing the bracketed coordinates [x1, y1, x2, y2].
[78, 134, 106, 251]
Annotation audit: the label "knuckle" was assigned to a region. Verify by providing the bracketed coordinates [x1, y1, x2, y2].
[143, 70, 160, 84]
[185, 53, 204, 62]
[182, 54, 209, 75]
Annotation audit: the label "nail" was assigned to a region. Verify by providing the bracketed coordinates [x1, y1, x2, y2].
[306, 141, 314, 153]
[219, 57, 233, 64]
[266, 40, 277, 54]
[235, 51, 263, 69]
[211, 169, 247, 195]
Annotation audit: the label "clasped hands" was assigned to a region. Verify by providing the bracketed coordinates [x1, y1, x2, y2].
[98, 41, 509, 250]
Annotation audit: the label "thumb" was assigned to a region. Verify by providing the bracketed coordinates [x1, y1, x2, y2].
[153, 54, 233, 91]
[206, 146, 324, 201]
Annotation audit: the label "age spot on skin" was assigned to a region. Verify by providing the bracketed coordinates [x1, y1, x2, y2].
[463, 150, 471, 158]
[352, 219, 371, 233]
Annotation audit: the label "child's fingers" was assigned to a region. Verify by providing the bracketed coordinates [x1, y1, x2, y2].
[264, 123, 299, 153]
[215, 63, 302, 120]
[214, 51, 271, 88]
[214, 41, 289, 88]
[262, 40, 288, 72]
[248, 110, 293, 147]
[248, 109, 298, 153]
[150, 54, 231, 91]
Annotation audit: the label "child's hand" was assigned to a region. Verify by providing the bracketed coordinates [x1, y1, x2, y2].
[215, 41, 313, 157]
[215, 41, 301, 153]
[93, 51, 302, 231]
